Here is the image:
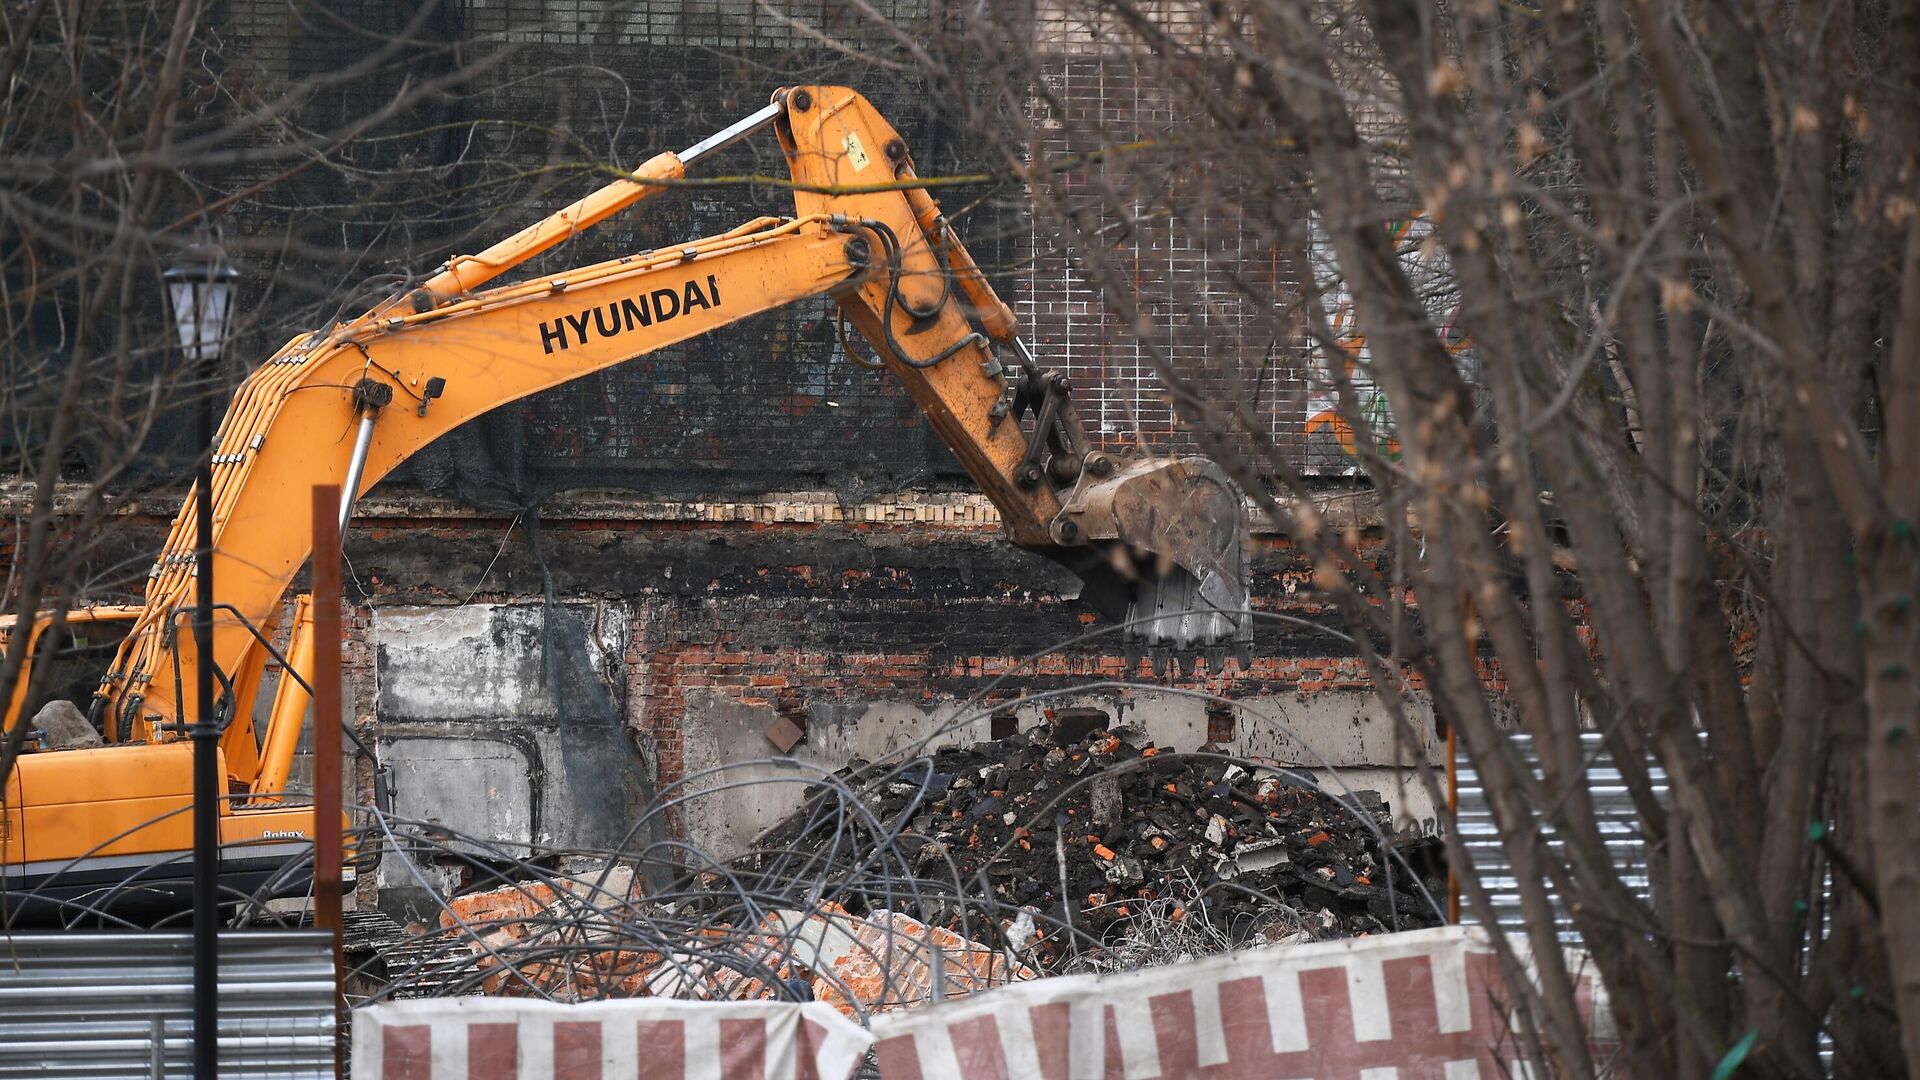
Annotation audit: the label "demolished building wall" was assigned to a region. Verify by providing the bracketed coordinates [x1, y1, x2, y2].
[3, 484, 1450, 921]
[330, 490, 1448, 914]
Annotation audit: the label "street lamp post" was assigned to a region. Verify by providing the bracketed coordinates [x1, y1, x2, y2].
[163, 238, 238, 1080]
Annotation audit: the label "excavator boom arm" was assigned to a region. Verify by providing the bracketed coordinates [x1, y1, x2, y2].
[96, 86, 1252, 760]
[111, 216, 858, 741]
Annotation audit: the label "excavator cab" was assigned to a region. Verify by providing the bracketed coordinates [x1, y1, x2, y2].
[0, 606, 139, 751]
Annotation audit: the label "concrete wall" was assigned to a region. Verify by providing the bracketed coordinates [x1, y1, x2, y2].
[324, 492, 1451, 895]
[369, 601, 659, 909]
[668, 687, 1443, 861]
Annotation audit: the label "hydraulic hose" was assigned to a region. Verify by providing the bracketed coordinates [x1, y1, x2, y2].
[848, 217, 986, 370]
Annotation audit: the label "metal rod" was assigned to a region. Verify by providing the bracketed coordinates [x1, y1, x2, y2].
[155, 598, 386, 808]
[338, 413, 376, 545]
[1447, 721, 1460, 925]
[192, 349, 219, 1080]
[311, 485, 345, 1079]
[395, 100, 779, 312]
[150, 1013, 165, 1079]
[251, 596, 313, 804]
[1011, 336, 1044, 378]
[678, 100, 784, 168]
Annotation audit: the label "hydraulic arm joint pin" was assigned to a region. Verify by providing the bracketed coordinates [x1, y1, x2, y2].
[1011, 336, 1045, 379]
[339, 378, 394, 545]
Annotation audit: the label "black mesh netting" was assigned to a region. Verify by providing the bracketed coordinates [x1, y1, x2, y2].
[201, 1, 1023, 515]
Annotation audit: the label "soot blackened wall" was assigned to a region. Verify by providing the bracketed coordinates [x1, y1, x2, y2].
[338, 491, 1446, 873]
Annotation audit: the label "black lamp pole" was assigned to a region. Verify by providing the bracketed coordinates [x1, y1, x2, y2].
[165, 240, 237, 1080]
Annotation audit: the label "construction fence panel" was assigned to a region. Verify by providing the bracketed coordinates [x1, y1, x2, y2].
[1452, 732, 1666, 944]
[351, 997, 872, 1080]
[867, 925, 1612, 1079]
[0, 930, 336, 1080]
[351, 926, 1614, 1079]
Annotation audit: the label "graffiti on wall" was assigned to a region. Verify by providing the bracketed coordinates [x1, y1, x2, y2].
[1302, 213, 1474, 473]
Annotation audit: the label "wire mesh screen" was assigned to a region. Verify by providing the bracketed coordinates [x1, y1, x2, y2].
[1019, 4, 1453, 476]
[203, 0, 1427, 506]
[214, 0, 1001, 508]
[1023, 48, 1326, 468]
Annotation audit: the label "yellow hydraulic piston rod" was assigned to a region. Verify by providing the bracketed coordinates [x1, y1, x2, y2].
[341, 101, 787, 532]
[250, 595, 314, 804]
[405, 100, 787, 307]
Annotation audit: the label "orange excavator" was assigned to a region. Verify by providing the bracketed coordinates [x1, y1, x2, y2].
[0, 86, 1251, 917]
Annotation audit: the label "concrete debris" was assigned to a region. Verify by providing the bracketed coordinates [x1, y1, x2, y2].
[1003, 908, 1038, 954]
[1088, 774, 1123, 826]
[1218, 837, 1290, 880]
[403, 728, 1440, 1007]
[1204, 813, 1229, 847]
[1100, 851, 1145, 886]
[806, 909, 1035, 1014]
[630, 906, 1033, 1012]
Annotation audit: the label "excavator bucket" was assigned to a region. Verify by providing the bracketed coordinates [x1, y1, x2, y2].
[1046, 456, 1254, 670]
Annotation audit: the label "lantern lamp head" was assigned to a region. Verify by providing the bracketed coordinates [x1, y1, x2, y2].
[163, 239, 239, 363]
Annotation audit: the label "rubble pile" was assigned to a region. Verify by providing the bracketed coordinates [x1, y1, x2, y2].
[437, 866, 656, 998]
[595, 904, 1033, 1012]
[804, 908, 1034, 1014]
[745, 725, 1445, 957]
[380, 724, 1443, 1005]
[425, 875, 1030, 1012]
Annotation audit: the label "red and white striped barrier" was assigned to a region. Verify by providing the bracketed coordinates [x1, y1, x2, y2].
[866, 926, 1602, 1079]
[351, 997, 873, 1079]
[352, 927, 1606, 1078]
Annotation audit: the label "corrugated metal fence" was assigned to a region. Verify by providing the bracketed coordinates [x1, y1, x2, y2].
[0, 931, 335, 1079]
[1454, 732, 1668, 944]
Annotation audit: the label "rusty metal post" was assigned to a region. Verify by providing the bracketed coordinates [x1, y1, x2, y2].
[310, 484, 344, 1077]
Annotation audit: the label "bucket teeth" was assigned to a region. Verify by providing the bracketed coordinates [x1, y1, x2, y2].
[1037, 454, 1255, 666]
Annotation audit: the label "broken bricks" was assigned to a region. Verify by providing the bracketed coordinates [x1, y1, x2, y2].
[421, 727, 1445, 1006]
[429, 890, 1031, 1012]
[745, 726, 1445, 955]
